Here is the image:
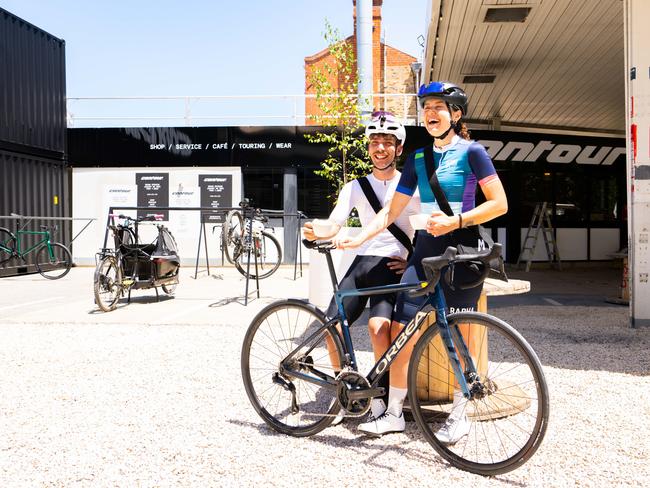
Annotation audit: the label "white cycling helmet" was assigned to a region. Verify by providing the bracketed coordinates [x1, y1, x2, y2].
[365, 111, 406, 146]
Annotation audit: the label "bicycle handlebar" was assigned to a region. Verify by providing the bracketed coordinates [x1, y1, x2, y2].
[303, 239, 501, 297]
[409, 243, 502, 298]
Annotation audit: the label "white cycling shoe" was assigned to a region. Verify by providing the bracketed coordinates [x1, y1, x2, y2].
[358, 411, 405, 436]
[436, 415, 471, 444]
[331, 409, 345, 426]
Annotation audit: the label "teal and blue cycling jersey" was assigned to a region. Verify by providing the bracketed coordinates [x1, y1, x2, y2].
[396, 137, 498, 214]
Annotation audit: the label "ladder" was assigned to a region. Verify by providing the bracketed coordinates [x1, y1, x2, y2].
[517, 202, 562, 272]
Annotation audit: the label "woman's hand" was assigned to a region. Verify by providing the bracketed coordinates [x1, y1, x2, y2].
[335, 236, 364, 249]
[386, 255, 408, 275]
[425, 211, 459, 237]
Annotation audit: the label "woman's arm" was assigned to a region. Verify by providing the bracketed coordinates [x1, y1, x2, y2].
[337, 192, 412, 249]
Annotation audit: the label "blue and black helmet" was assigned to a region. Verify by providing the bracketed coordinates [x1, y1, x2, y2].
[417, 81, 468, 115]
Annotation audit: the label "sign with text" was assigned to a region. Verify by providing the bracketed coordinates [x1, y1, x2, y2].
[199, 174, 232, 223]
[136, 172, 169, 220]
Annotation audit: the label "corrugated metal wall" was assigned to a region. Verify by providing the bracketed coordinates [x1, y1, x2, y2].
[0, 8, 67, 154]
[0, 152, 70, 276]
[0, 8, 69, 277]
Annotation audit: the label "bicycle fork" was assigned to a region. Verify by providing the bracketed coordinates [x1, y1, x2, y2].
[432, 286, 479, 401]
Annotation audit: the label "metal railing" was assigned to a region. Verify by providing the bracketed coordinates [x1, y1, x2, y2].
[66, 93, 419, 127]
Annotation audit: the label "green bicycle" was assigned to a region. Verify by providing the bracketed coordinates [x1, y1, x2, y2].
[0, 225, 72, 279]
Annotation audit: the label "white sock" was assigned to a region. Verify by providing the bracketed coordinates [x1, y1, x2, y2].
[450, 390, 466, 419]
[370, 398, 386, 418]
[386, 386, 407, 417]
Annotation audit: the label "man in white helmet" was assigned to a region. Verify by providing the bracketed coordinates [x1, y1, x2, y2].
[303, 111, 420, 432]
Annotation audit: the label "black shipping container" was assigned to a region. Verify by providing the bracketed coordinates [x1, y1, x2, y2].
[0, 150, 70, 277]
[0, 8, 66, 156]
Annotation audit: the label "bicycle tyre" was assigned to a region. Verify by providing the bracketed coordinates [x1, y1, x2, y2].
[407, 311, 549, 476]
[162, 283, 177, 296]
[93, 255, 122, 312]
[35, 242, 72, 280]
[222, 210, 244, 264]
[241, 299, 344, 437]
[234, 231, 282, 280]
[0, 228, 16, 264]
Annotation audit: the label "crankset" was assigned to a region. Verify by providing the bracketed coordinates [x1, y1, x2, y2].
[335, 371, 373, 417]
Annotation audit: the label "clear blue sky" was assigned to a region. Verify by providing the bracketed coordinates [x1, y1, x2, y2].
[2, 0, 428, 125]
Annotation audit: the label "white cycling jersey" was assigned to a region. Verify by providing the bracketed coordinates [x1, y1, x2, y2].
[329, 171, 420, 259]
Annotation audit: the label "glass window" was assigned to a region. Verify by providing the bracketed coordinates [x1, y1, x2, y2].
[242, 168, 283, 210]
[298, 168, 332, 218]
[554, 171, 588, 225]
[519, 172, 553, 226]
[590, 175, 618, 222]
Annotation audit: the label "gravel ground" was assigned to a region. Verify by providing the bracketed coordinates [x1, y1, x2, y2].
[1, 267, 649, 487]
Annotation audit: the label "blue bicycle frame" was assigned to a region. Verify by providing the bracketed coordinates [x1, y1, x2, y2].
[317, 254, 478, 401]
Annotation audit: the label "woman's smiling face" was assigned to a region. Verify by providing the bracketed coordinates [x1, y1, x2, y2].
[421, 98, 460, 137]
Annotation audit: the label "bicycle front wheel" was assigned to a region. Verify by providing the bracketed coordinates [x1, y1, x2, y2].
[234, 231, 282, 279]
[35, 242, 72, 279]
[408, 311, 549, 476]
[93, 255, 122, 312]
[241, 299, 344, 437]
[0, 227, 16, 264]
[162, 283, 177, 296]
[222, 210, 244, 264]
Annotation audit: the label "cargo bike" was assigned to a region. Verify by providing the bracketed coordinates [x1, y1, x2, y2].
[93, 214, 180, 312]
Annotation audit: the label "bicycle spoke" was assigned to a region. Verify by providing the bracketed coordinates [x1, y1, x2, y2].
[242, 301, 342, 435]
[408, 313, 548, 475]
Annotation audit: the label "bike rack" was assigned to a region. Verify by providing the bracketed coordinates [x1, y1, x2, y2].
[0, 213, 96, 277]
[0, 213, 97, 251]
[104, 205, 306, 305]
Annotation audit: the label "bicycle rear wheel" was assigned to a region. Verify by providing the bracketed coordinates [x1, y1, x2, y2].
[407, 311, 549, 476]
[35, 242, 72, 279]
[234, 231, 282, 279]
[222, 210, 244, 264]
[0, 228, 16, 264]
[94, 255, 122, 312]
[241, 299, 344, 437]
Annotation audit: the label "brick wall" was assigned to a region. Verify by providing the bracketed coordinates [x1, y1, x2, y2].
[305, 0, 417, 125]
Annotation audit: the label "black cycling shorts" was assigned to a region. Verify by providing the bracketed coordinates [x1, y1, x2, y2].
[393, 230, 483, 325]
[325, 255, 402, 324]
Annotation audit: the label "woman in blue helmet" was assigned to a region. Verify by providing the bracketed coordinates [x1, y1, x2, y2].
[339, 82, 508, 441]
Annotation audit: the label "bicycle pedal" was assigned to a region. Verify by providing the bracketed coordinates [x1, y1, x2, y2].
[122, 279, 135, 286]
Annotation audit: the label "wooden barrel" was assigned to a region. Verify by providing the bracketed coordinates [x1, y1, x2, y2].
[415, 292, 489, 402]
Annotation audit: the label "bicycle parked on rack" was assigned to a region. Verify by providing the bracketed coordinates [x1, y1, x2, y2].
[241, 240, 549, 476]
[219, 200, 282, 279]
[93, 214, 180, 312]
[0, 224, 72, 279]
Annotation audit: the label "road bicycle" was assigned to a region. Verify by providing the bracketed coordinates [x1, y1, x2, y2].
[241, 241, 549, 475]
[94, 214, 180, 312]
[0, 224, 72, 279]
[219, 200, 282, 279]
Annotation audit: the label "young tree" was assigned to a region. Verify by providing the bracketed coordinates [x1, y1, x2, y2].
[305, 21, 371, 202]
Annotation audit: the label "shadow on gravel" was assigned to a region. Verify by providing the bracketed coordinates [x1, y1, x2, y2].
[227, 418, 444, 468]
[228, 418, 528, 485]
[493, 304, 650, 376]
